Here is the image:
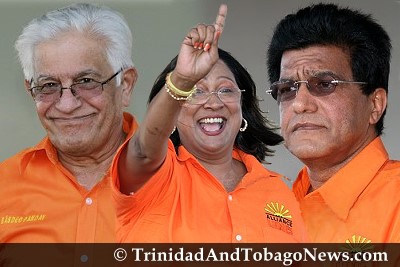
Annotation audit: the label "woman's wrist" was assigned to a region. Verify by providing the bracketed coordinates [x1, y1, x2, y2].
[165, 72, 196, 101]
[169, 71, 197, 92]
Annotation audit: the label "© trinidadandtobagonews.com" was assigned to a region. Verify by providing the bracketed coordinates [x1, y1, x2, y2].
[113, 246, 388, 266]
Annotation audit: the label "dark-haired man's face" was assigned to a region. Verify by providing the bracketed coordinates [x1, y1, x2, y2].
[278, 45, 378, 170]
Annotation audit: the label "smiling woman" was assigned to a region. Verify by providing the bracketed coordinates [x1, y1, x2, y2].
[111, 5, 308, 243]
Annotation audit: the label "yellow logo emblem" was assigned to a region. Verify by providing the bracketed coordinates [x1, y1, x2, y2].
[342, 235, 373, 253]
[264, 202, 293, 235]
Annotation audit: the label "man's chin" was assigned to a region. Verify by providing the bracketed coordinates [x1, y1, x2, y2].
[51, 136, 91, 153]
[287, 143, 324, 161]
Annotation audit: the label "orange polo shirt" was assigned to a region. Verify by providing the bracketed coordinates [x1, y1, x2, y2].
[0, 112, 138, 243]
[293, 137, 400, 243]
[113, 140, 308, 243]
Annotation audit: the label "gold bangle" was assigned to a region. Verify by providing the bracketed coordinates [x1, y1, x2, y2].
[165, 84, 192, 101]
[165, 72, 196, 97]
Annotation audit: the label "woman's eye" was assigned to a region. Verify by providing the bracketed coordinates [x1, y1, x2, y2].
[192, 88, 206, 96]
[219, 87, 234, 93]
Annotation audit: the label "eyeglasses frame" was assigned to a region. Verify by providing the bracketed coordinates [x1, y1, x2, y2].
[187, 87, 245, 105]
[28, 68, 123, 102]
[266, 77, 367, 102]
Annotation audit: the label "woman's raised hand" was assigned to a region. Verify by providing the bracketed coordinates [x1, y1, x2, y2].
[172, 4, 228, 90]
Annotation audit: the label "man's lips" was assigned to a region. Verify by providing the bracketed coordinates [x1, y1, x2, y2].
[50, 113, 95, 121]
[292, 122, 325, 132]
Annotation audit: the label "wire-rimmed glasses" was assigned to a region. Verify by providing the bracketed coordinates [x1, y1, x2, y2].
[28, 69, 123, 102]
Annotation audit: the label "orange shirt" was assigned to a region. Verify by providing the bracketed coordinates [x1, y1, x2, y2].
[293, 137, 400, 242]
[113, 140, 308, 243]
[0, 112, 138, 243]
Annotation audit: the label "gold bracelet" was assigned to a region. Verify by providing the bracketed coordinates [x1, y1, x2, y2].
[165, 72, 196, 97]
[165, 84, 192, 101]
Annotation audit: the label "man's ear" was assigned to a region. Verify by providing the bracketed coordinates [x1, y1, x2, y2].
[370, 88, 387, 125]
[120, 67, 138, 107]
[24, 79, 31, 91]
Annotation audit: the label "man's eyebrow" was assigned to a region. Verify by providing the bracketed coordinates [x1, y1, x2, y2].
[279, 70, 340, 81]
[35, 70, 101, 81]
[310, 70, 340, 78]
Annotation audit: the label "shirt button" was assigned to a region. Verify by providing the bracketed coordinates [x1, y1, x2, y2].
[235, 234, 242, 241]
[85, 197, 93, 205]
[80, 255, 88, 263]
[228, 195, 233, 201]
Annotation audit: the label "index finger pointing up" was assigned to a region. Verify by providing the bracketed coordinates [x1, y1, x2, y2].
[214, 4, 227, 33]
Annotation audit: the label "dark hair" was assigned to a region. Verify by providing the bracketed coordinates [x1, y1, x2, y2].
[267, 3, 391, 135]
[148, 48, 283, 162]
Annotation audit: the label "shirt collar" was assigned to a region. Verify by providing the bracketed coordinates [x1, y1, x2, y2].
[176, 144, 249, 164]
[176, 145, 279, 184]
[293, 137, 389, 220]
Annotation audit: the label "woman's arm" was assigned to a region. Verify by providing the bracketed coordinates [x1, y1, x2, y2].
[117, 4, 228, 195]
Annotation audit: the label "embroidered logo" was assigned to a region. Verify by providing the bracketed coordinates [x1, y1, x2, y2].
[341, 235, 373, 253]
[264, 202, 293, 235]
[1, 214, 46, 225]
[332, 235, 375, 265]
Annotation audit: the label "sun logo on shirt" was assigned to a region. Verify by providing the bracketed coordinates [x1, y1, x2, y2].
[264, 202, 292, 218]
[264, 201, 293, 235]
[341, 235, 374, 253]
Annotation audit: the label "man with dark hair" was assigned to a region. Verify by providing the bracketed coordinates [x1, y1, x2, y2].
[266, 3, 400, 242]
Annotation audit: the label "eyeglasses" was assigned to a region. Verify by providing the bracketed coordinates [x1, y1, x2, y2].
[266, 76, 367, 102]
[187, 87, 245, 105]
[28, 69, 123, 102]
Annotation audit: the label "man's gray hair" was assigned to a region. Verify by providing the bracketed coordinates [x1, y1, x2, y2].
[15, 3, 134, 84]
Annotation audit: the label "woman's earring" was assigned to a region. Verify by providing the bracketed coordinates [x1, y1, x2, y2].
[239, 118, 248, 132]
[171, 126, 176, 135]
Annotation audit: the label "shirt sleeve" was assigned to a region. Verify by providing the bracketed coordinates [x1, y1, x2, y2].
[111, 138, 177, 224]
